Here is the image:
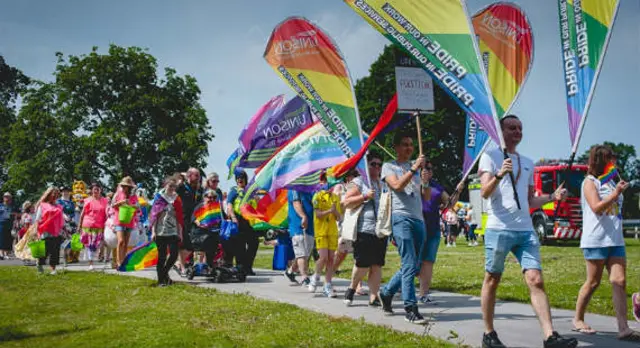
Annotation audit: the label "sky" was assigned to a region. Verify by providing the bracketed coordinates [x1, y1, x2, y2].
[1, 0, 639, 188]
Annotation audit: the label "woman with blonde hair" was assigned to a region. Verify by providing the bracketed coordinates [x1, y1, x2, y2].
[34, 187, 65, 274]
[111, 176, 139, 269]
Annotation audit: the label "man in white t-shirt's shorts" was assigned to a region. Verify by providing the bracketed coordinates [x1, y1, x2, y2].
[478, 115, 577, 348]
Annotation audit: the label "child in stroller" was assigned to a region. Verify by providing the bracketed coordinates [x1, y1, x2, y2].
[186, 189, 246, 283]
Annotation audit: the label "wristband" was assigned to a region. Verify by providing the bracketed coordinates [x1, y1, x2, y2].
[495, 173, 504, 180]
[410, 168, 417, 174]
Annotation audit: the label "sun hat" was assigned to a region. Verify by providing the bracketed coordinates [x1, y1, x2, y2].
[118, 176, 136, 188]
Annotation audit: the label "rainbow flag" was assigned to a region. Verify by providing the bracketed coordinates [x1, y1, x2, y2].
[344, 0, 502, 146]
[598, 162, 618, 185]
[558, 0, 620, 153]
[193, 201, 222, 229]
[463, 3, 534, 177]
[241, 122, 347, 205]
[118, 241, 158, 272]
[240, 189, 289, 231]
[264, 16, 369, 182]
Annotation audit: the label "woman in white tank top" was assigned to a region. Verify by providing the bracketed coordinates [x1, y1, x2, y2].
[572, 145, 639, 341]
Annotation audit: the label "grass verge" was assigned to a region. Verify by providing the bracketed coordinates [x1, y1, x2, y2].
[256, 236, 640, 319]
[0, 267, 453, 348]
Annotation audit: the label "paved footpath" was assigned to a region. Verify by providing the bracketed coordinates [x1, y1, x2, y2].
[5, 261, 640, 348]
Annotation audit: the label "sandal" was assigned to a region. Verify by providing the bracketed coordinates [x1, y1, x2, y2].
[571, 326, 596, 335]
[619, 329, 640, 342]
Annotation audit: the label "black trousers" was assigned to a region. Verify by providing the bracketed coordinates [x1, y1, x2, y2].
[38, 236, 62, 267]
[156, 236, 179, 284]
[238, 217, 258, 271]
[202, 233, 219, 269]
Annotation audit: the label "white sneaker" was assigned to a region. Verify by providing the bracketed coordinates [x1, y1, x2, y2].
[88, 264, 94, 271]
[452, 242, 456, 247]
[308, 277, 318, 293]
[473, 241, 479, 246]
[50, 270, 57, 275]
[323, 283, 337, 298]
[445, 243, 451, 248]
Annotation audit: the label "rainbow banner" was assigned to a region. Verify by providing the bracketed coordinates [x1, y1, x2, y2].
[462, 2, 534, 177]
[241, 122, 346, 205]
[193, 201, 222, 229]
[240, 189, 288, 231]
[118, 241, 158, 272]
[344, 0, 502, 146]
[558, 0, 619, 154]
[228, 96, 314, 177]
[264, 17, 368, 181]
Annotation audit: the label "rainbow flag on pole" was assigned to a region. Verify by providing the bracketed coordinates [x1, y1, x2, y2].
[463, 3, 534, 177]
[558, 0, 620, 155]
[344, 0, 503, 147]
[118, 241, 158, 272]
[241, 122, 346, 205]
[240, 189, 288, 231]
[264, 16, 369, 182]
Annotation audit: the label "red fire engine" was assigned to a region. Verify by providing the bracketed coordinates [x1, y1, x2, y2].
[531, 161, 588, 243]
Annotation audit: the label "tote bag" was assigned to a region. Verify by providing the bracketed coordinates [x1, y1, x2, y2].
[375, 189, 392, 239]
[340, 205, 363, 242]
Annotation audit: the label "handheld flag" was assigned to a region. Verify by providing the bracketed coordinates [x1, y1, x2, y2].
[240, 189, 289, 231]
[598, 162, 618, 185]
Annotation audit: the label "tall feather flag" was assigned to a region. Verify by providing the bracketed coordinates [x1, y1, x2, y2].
[344, 0, 502, 147]
[228, 96, 314, 177]
[264, 16, 369, 183]
[241, 122, 347, 205]
[558, 0, 620, 159]
[240, 189, 289, 231]
[118, 241, 158, 272]
[462, 2, 534, 178]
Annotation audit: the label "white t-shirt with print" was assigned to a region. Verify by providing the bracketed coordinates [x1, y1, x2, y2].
[478, 148, 534, 231]
[580, 175, 624, 248]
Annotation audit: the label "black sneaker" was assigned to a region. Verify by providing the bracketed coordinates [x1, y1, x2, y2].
[300, 277, 311, 287]
[284, 270, 297, 283]
[368, 298, 381, 308]
[404, 306, 427, 325]
[344, 288, 355, 306]
[482, 331, 506, 348]
[543, 331, 578, 348]
[378, 291, 394, 316]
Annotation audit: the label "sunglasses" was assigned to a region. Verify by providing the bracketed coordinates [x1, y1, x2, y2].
[168, 184, 178, 189]
[369, 162, 382, 168]
[210, 179, 220, 183]
[205, 195, 216, 199]
[424, 167, 433, 171]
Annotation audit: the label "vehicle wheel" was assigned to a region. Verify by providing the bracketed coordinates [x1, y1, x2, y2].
[534, 218, 547, 245]
[186, 268, 195, 280]
[213, 269, 223, 283]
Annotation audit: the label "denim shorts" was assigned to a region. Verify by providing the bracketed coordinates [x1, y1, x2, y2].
[114, 226, 133, 234]
[422, 233, 441, 263]
[582, 246, 626, 260]
[484, 229, 541, 274]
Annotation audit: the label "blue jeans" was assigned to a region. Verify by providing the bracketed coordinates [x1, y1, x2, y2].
[484, 229, 541, 274]
[382, 215, 426, 308]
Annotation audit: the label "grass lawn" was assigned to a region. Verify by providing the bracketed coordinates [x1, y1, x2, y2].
[0, 267, 453, 348]
[255, 236, 640, 319]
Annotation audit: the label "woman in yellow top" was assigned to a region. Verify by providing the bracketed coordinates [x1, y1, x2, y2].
[309, 172, 342, 298]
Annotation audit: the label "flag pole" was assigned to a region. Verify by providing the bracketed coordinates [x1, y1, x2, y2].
[414, 110, 423, 155]
[362, 131, 396, 160]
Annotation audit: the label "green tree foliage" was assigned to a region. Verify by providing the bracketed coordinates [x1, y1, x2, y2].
[3, 45, 214, 197]
[0, 56, 30, 187]
[579, 142, 639, 218]
[355, 45, 466, 193]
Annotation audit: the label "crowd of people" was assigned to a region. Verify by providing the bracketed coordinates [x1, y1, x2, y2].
[1, 115, 639, 347]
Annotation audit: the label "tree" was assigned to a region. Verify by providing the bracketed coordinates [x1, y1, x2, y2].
[4, 45, 214, 197]
[0, 56, 30, 187]
[355, 45, 466, 193]
[579, 142, 639, 218]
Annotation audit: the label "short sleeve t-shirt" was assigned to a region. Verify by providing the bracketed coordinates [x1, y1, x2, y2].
[312, 190, 340, 238]
[478, 148, 534, 231]
[350, 176, 381, 235]
[381, 160, 423, 221]
[81, 197, 109, 229]
[287, 190, 314, 237]
[422, 181, 444, 230]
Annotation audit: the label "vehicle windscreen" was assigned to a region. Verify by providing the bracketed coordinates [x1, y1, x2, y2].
[557, 170, 586, 198]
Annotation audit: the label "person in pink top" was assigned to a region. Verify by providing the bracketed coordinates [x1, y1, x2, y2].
[77, 183, 109, 270]
[34, 187, 65, 275]
[111, 176, 139, 269]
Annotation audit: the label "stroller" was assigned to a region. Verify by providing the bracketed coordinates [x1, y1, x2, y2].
[185, 226, 246, 283]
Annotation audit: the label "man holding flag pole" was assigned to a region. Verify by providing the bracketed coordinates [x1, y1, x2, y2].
[478, 115, 577, 348]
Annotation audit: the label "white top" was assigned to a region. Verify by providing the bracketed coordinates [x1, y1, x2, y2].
[580, 175, 624, 248]
[467, 209, 478, 225]
[478, 148, 534, 231]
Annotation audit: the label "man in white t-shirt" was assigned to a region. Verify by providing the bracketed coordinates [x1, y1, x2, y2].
[478, 115, 577, 348]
